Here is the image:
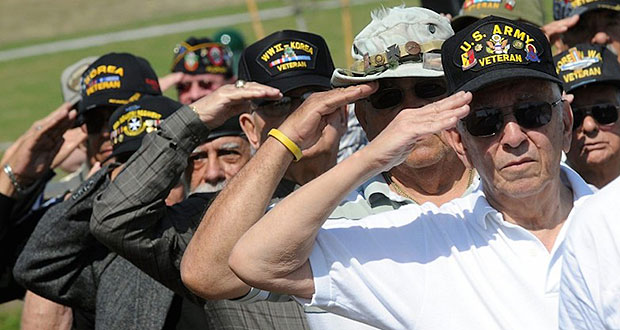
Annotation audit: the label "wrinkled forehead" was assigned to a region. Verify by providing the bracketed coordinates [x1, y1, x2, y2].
[193, 135, 248, 152]
[180, 73, 228, 83]
[471, 79, 558, 108]
[377, 76, 446, 88]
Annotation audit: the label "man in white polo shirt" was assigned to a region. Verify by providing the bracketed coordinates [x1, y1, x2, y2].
[229, 16, 594, 329]
[559, 176, 620, 329]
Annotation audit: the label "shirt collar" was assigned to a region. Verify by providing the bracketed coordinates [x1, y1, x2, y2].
[474, 163, 594, 230]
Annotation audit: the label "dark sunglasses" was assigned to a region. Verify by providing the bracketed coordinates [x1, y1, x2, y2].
[253, 91, 315, 117]
[462, 99, 563, 137]
[572, 103, 619, 130]
[366, 81, 447, 110]
[84, 108, 114, 134]
[176, 80, 214, 92]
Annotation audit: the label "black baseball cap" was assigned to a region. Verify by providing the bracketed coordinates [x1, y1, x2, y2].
[554, 43, 620, 92]
[554, 0, 620, 20]
[237, 30, 334, 94]
[207, 115, 245, 141]
[109, 95, 180, 161]
[171, 37, 234, 77]
[442, 16, 562, 93]
[79, 53, 162, 114]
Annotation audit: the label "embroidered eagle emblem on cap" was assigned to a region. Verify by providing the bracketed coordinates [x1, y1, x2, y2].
[455, 21, 543, 71]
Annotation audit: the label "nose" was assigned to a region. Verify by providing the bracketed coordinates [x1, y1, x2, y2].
[202, 154, 225, 184]
[188, 82, 203, 103]
[402, 92, 433, 109]
[591, 31, 611, 45]
[500, 120, 527, 149]
[581, 115, 599, 135]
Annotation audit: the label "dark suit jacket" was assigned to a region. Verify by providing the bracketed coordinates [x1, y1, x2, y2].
[91, 106, 309, 330]
[13, 166, 184, 330]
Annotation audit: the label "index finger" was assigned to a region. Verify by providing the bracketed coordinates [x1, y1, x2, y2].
[35, 103, 77, 141]
[316, 82, 379, 115]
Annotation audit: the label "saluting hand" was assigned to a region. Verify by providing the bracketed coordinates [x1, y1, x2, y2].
[277, 82, 378, 150]
[190, 81, 282, 129]
[363, 91, 472, 172]
[1, 102, 77, 195]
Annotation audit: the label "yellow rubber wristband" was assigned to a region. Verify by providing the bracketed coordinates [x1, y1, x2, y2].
[268, 128, 303, 162]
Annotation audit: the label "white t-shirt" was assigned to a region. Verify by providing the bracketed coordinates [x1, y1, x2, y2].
[304, 165, 593, 330]
[559, 176, 620, 330]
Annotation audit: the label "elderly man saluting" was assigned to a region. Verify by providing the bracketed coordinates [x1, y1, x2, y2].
[228, 16, 594, 329]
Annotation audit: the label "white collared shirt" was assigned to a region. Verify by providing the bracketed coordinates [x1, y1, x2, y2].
[559, 176, 620, 330]
[305, 165, 593, 330]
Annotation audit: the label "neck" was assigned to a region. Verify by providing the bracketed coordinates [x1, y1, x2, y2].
[484, 174, 574, 251]
[388, 152, 471, 206]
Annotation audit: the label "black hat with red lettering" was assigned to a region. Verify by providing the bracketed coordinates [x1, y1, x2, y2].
[237, 30, 334, 94]
[442, 16, 562, 93]
[554, 43, 620, 92]
[79, 53, 162, 114]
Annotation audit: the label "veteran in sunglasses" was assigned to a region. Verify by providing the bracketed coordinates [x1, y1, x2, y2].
[327, 6, 478, 222]
[555, 44, 620, 188]
[228, 16, 595, 329]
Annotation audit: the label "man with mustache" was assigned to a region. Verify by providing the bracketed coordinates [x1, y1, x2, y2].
[92, 30, 349, 329]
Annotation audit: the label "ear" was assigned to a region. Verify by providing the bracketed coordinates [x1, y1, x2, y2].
[443, 128, 473, 169]
[354, 101, 369, 133]
[239, 113, 261, 150]
[337, 104, 349, 134]
[80, 123, 88, 135]
[561, 98, 573, 154]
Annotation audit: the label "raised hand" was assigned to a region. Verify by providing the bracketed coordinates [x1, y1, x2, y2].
[541, 15, 579, 53]
[1, 103, 77, 196]
[190, 82, 282, 129]
[363, 91, 472, 172]
[277, 83, 378, 150]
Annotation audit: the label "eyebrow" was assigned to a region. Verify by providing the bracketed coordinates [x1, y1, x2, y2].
[219, 142, 241, 150]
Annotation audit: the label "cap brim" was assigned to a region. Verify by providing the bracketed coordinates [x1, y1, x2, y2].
[110, 139, 142, 161]
[79, 90, 138, 113]
[567, 77, 620, 92]
[266, 74, 331, 94]
[455, 67, 563, 93]
[331, 62, 444, 88]
[451, 16, 480, 32]
[572, 1, 620, 16]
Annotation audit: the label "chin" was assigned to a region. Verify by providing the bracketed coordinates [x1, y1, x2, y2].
[493, 175, 548, 199]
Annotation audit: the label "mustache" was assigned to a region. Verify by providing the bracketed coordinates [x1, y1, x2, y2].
[190, 180, 227, 194]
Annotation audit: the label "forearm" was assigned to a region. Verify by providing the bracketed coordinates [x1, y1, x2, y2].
[92, 106, 207, 256]
[182, 136, 294, 299]
[229, 148, 380, 295]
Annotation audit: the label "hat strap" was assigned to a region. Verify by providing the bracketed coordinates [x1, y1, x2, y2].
[346, 40, 444, 77]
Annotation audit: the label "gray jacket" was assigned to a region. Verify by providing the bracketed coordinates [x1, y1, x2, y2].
[13, 166, 179, 329]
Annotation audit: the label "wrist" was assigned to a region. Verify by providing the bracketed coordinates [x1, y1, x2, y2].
[1, 164, 35, 198]
[268, 129, 303, 162]
[0, 174, 16, 198]
[265, 134, 296, 163]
